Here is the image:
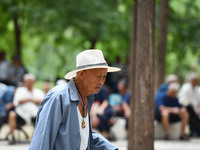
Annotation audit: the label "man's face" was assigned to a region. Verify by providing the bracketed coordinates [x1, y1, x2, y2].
[192, 78, 199, 87]
[117, 81, 126, 94]
[81, 68, 107, 94]
[168, 89, 177, 98]
[24, 78, 34, 90]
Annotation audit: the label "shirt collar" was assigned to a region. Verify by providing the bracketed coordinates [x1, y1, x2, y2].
[68, 79, 95, 106]
[68, 79, 79, 101]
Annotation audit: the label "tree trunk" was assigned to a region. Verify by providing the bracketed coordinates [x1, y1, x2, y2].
[89, 39, 97, 49]
[13, 0, 21, 58]
[128, 0, 155, 149]
[154, 0, 170, 91]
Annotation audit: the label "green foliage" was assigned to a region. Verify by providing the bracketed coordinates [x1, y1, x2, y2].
[0, 0, 132, 81]
[0, 0, 199, 82]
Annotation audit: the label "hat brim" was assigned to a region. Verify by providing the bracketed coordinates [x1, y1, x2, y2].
[64, 66, 121, 80]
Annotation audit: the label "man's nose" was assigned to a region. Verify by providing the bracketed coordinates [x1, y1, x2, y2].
[99, 78, 105, 85]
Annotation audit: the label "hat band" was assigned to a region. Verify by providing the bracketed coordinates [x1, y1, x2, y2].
[76, 62, 108, 70]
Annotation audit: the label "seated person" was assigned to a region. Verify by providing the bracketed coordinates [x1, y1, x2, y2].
[91, 86, 113, 139]
[155, 82, 189, 140]
[112, 78, 131, 133]
[7, 55, 27, 86]
[155, 74, 178, 104]
[179, 72, 200, 136]
[0, 85, 15, 129]
[43, 80, 51, 94]
[8, 74, 44, 144]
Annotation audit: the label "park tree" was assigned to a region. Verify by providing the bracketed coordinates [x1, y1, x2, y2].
[1, 0, 200, 82]
[166, 0, 200, 81]
[0, 0, 25, 59]
[128, 0, 155, 149]
[0, 0, 131, 80]
[155, 0, 170, 91]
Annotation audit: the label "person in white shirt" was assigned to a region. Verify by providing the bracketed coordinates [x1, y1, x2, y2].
[8, 73, 45, 144]
[179, 72, 200, 137]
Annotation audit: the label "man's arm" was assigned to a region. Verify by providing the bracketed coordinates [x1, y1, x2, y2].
[16, 98, 42, 105]
[122, 102, 131, 118]
[178, 85, 191, 106]
[18, 99, 30, 105]
[30, 98, 43, 106]
[98, 100, 109, 116]
[159, 106, 180, 114]
[29, 94, 62, 150]
[92, 132, 118, 150]
[196, 103, 200, 115]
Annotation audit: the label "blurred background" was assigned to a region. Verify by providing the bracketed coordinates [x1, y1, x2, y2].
[0, 0, 200, 150]
[0, 0, 199, 82]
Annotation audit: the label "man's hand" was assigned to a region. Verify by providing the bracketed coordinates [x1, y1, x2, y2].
[18, 99, 30, 105]
[98, 107, 105, 116]
[122, 102, 131, 119]
[171, 107, 180, 114]
[30, 99, 42, 106]
[5, 103, 14, 111]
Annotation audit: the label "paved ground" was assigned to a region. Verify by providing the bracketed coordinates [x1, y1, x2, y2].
[1, 119, 200, 150]
[1, 138, 200, 150]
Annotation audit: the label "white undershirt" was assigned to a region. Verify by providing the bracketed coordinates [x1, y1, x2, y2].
[77, 107, 89, 150]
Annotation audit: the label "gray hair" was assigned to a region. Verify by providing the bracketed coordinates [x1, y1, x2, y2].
[168, 82, 180, 92]
[188, 72, 199, 82]
[23, 73, 35, 81]
[166, 74, 178, 84]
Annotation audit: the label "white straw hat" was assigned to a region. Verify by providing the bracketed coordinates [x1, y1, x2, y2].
[64, 49, 121, 79]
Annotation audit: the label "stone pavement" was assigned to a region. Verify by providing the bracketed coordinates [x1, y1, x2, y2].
[1, 119, 200, 150]
[1, 138, 200, 150]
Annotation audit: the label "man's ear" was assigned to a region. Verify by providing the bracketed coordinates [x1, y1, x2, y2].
[77, 71, 84, 79]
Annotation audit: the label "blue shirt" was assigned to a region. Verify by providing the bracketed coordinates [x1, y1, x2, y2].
[94, 87, 109, 104]
[154, 83, 168, 103]
[155, 93, 182, 115]
[0, 86, 15, 112]
[29, 79, 117, 150]
[121, 91, 131, 104]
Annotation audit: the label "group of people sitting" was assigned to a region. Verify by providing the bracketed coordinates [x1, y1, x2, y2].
[0, 71, 131, 144]
[2, 54, 200, 144]
[0, 74, 45, 144]
[155, 73, 200, 140]
[91, 78, 131, 140]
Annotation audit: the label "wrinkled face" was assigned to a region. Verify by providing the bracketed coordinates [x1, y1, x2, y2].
[192, 78, 199, 87]
[168, 89, 177, 98]
[24, 78, 35, 90]
[80, 68, 107, 94]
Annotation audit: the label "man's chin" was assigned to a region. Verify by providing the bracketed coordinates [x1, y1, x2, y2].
[94, 89, 100, 94]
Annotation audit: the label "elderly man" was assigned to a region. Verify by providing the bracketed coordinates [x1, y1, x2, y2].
[155, 82, 189, 140]
[155, 74, 178, 104]
[8, 74, 44, 144]
[29, 50, 120, 150]
[179, 72, 200, 136]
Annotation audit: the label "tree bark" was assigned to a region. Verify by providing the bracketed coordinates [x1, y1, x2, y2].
[154, 0, 170, 91]
[13, 0, 21, 58]
[128, 0, 155, 149]
[89, 39, 97, 49]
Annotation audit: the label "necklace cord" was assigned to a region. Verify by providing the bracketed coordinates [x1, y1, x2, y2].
[74, 81, 87, 118]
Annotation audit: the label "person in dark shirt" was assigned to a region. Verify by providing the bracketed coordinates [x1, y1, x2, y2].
[154, 74, 178, 106]
[115, 78, 131, 134]
[155, 82, 189, 140]
[0, 85, 15, 129]
[92, 86, 113, 139]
